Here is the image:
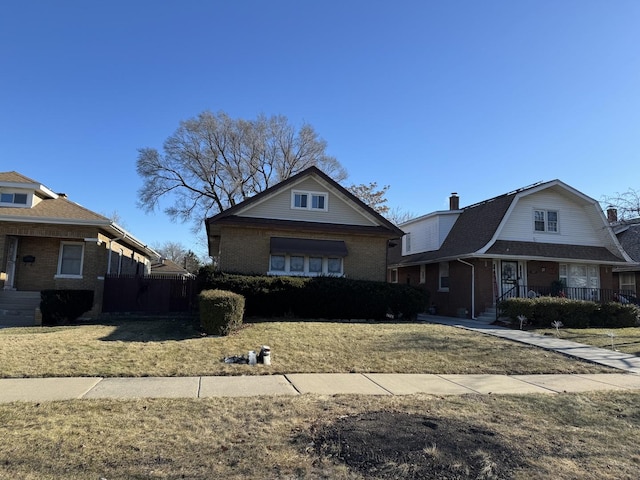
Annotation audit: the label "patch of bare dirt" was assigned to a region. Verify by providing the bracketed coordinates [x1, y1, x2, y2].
[310, 411, 524, 479]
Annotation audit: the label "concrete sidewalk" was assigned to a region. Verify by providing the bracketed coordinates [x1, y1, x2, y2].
[2, 372, 640, 403]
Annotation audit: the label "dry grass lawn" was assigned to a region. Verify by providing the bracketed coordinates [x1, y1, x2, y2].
[1, 392, 639, 479]
[533, 326, 640, 356]
[0, 317, 614, 377]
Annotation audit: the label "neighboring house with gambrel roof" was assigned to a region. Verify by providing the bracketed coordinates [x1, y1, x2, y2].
[206, 166, 403, 281]
[0, 171, 159, 325]
[388, 180, 635, 319]
[609, 209, 640, 302]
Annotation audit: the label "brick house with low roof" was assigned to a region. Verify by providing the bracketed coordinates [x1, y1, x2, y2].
[0, 171, 159, 325]
[388, 180, 635, 319]
[205, 166, 404, 282]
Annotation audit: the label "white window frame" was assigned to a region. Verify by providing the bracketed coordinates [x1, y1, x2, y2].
[268, 254, 343, 276]
[559, 263, 600, 300]
[534, 209, 559, 233]
[404, 233, 411, 254]
[291, 190, 328, 212]
[419, 264, 426, 284]
[439, 262, 449, 291]
[390, 268, 398, 283]
[0, 191, 29, 206]
[56, 241, 85, 278]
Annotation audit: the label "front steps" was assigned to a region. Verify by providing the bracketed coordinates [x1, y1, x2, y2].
[0, 290, 40, 327]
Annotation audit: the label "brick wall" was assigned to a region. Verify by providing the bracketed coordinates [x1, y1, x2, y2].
[1, 223, 153, 317]
[218, 225, 391, 281]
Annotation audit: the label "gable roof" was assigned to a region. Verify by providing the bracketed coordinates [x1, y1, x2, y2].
[151, 258, 194, 277]
[0, 171, 159, 259]
[390, 179, 630, 266]
[206, 166, 404, 237]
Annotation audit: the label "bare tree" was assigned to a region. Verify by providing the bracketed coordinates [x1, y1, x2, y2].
[602, 188, 640, 221]
[137, 111, 347, 228]
[153, 241, 202, 273]
[385, 205, 416, 226]
[347, 182, 390, 215]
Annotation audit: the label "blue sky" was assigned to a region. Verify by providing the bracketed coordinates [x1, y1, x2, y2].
[2, 1, 639, 259]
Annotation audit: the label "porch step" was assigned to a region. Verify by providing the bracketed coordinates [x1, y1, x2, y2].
[0, 291, 40, 327]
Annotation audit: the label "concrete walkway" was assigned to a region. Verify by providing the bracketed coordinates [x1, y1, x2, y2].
[2, 316, 640, 403]
[420, 314, 640, 374]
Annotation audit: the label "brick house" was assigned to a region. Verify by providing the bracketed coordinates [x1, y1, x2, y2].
[0, 171, 159, 325]
[609, 209, 640, 301]
[388, 180, 635, 319]
[205, 166, 403, 281]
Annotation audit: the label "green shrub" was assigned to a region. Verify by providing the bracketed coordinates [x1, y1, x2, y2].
[196, 268, 429, 320]
[499, 296, 639, 329]
[199, 289, 245, 335]
[40, 290, 94, 326]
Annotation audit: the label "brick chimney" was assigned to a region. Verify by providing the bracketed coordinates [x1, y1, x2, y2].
[449, 192, 459, 210]
[607, 206, 618, 223]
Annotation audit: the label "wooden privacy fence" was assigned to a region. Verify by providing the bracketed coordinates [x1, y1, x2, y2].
[103, 274, 198, 314]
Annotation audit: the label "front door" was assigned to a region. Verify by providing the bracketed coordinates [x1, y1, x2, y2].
[501, 261, 519, 298]
[4, 236, 18, 290]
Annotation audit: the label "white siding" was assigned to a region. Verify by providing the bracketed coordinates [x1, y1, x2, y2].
[498, 190, 606, 246]
[238, 177, 377, 226]
[401, 212, 460, 255]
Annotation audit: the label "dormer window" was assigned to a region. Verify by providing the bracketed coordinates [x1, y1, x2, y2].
[1, 192, 28, 205]
[291, 190, 328, 211]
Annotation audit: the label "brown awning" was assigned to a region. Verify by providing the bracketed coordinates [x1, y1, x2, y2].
[270, 237, 348, 257]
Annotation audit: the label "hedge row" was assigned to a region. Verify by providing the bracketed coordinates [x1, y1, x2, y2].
[197, 270, 429, 320]
[499, 296, 640, 328]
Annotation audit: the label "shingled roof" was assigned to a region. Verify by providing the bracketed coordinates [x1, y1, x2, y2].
[390, 180, 628, 266]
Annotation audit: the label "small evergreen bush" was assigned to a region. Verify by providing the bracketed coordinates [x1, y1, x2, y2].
[199, 289, 245, 335]
[40, 290, 94, 326]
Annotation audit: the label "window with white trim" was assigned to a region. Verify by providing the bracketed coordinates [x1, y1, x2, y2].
[390, 268, 398, 283]
[419, 264, 426, 284]
[559, 263, 600, 299]
[291, 190, 328, 211]
[268, 254, 343, 276]
[57, 242, 84, 277]
[0, 192, 28, 205]
[439, 262, 449, 291]
[404, 233, 411, 254]
[534, 209, 558, 232]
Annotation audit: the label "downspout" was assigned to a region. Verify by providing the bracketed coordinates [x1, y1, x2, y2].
[457, 258, 476, 320]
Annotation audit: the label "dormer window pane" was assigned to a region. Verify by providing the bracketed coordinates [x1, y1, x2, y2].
[311, 194, 325, 209]
[0, 193, 28, 205]
[294, 193, 308, 208]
